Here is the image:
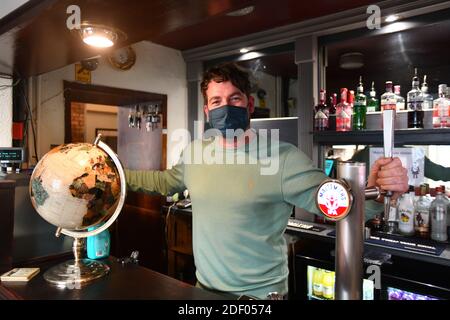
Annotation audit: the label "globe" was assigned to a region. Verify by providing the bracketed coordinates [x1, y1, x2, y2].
[30, 143, 121, 230]
[29, 135, 126, 288]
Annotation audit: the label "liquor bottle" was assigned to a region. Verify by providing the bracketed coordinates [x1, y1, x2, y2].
[430, 186, 449, 242]
[394, 85, 405, 111]
[433, 84, 449, 128]
[336, 88, 351, 131]
[398, 192, 415, 236]
[348, 90, 355, 128]
[407, 68, 424, 128]
[322, 271, 335, 300]
[328, 93, 337, 131]
[386, 198, 398, 234]
[421, 75, 433, 110]
[353, 76, 367, 130]
[314, 89, 329, 131]
[381, 81, 396, 111]
[414, 185, 430, 239]
[445, 187, 450, 239]
[367, 81, 379, 112]
[312, 268, 324, 298]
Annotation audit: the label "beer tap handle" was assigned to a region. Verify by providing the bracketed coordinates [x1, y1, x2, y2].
[382, 104, 396, 228]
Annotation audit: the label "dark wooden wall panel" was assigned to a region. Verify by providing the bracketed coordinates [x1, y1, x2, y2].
[111, 196, 167, 273]
[0, 180, 15, 273]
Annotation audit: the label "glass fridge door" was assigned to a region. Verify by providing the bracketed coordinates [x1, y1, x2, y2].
[306, 265, 375, 300]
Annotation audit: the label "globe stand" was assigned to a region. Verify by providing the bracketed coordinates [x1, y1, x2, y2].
[44, 237, 110, 288]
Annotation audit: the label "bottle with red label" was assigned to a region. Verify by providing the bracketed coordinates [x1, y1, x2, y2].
[336, 88, 351, 131]
[381, 81, 396, 111]
[433, 84, 449, 128]
[380, 81, 397, 129]
[314, 89, 329, 131]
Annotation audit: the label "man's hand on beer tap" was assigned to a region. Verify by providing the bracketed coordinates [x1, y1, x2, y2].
[367, 157, 409, 201]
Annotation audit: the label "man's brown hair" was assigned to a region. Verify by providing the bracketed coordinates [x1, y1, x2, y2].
[201, 62, 251, 105]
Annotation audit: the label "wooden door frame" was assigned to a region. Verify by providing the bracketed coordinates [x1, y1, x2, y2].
[63, 81, 167, 169]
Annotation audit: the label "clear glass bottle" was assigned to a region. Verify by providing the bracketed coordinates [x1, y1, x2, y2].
[446, 187, 450, 240]
[386, 198, 398, 234]
[336, 88, 351, 131]
[314, 89, 329, 131]
[407, 68, 424, 128]
[353, 76, 367, 130]
[367, 81, 379, 112]
[398, 192, 415, 236]
[394, 85, 405, 111]
[433, 84, 449, 128]
[430, 186, 449, 242]
[421, 75, 433, 110]
[414, 185, 430, 239]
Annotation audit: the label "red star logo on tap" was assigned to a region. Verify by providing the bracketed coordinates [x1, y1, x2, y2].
[315, 180, 353, 221]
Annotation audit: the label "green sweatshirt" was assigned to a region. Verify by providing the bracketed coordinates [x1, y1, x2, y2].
[125, 134, 382, 299]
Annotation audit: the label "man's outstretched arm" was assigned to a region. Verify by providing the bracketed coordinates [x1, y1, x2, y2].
[282, 149, 408, 221]
[125, 161, 186, 196]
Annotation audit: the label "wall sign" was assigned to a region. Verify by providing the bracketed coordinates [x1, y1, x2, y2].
[75, 63, 91, 84]
[369, 147, 424, 186]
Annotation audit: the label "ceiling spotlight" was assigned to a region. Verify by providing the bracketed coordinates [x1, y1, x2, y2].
[226, 6, 255, 17]
[240, 48, 250, 53]
[385, 15, 400, 23]
[79, 23, 126, 48]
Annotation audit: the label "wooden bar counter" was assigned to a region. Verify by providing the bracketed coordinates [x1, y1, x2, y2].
[0, 256, 232, 300]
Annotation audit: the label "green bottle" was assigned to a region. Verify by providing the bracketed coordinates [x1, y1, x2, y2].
[367, 81, 379, 112]
[353, 76, 367, 130]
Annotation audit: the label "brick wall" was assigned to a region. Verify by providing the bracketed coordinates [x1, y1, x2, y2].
[71, 102, 85, 142]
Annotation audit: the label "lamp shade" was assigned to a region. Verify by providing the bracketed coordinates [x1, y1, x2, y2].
[339, 52, 364, 69]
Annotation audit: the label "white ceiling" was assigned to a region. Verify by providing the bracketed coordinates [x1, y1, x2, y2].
[0, 0, 30, 20]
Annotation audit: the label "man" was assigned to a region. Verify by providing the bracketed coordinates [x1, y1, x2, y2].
[125, 63, 408, 299]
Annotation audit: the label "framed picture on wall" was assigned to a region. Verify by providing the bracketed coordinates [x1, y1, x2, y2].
[95, 128, 118, 153]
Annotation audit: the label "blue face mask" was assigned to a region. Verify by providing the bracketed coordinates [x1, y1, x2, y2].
[208, 105, 249, 137]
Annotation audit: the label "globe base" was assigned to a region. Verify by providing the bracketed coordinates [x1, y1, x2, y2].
[44, 259, 110, 288]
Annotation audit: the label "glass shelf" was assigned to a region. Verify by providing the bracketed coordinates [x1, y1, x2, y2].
[313, 128, 450, 146]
